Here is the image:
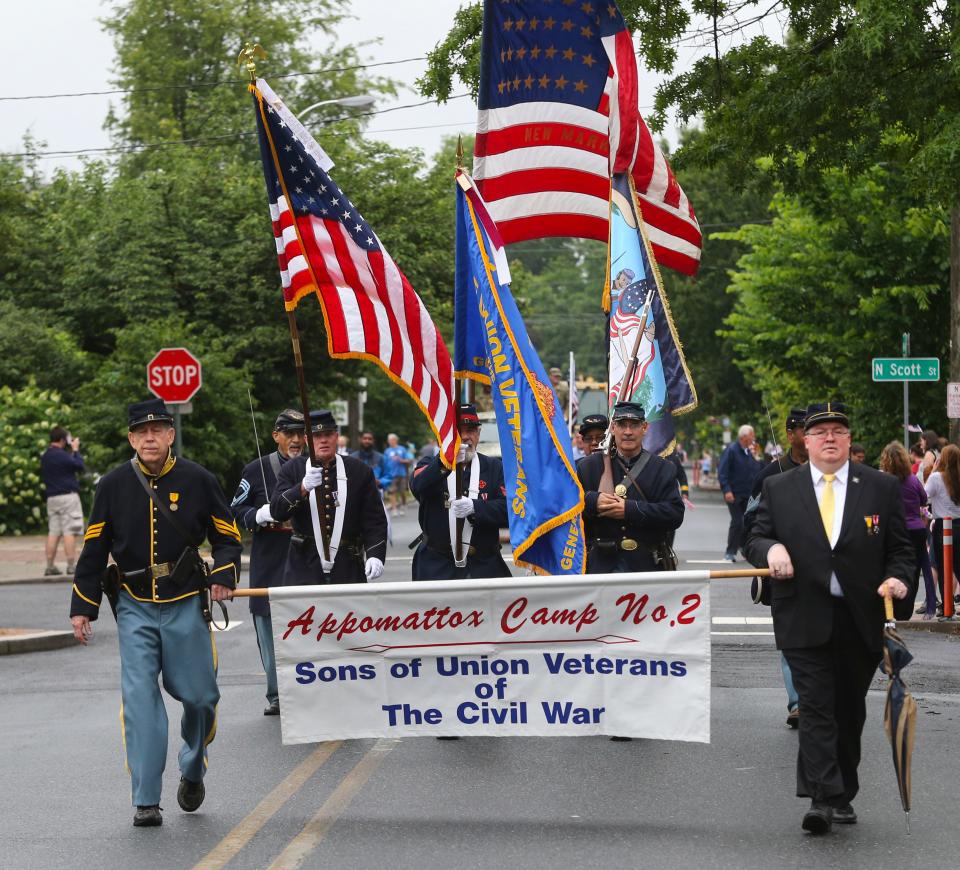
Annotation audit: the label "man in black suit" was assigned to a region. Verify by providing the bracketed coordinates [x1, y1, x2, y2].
[270, 410, 387, 584]
[410, 404, 510, 580]
[745, 402, 914, 835]
[577, 401, 684, 573]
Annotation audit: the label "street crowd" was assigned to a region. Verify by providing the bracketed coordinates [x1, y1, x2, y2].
[36, 396, 953, 836]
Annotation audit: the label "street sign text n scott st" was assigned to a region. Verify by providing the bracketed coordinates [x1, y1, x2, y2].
[871, 358, 940, 382]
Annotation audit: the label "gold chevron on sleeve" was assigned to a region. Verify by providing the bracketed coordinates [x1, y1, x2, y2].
[84, 522, 106, 541]
[211, 516, 241, 541]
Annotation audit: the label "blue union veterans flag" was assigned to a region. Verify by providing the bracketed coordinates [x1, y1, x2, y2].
[455, 171, 585, 575]
[251, 78, 460, 467]
[474, 0, 702, 276]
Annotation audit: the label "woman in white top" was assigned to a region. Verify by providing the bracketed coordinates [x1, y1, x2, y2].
[925, 443, 960, 608]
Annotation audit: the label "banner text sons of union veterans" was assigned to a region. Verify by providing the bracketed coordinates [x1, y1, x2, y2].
[271, 573, 710, 743]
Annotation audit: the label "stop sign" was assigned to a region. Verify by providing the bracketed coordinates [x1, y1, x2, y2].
[147, 347, 202, 404]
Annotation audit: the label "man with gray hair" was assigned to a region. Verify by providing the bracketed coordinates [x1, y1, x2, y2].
[718, 423, 763, 561]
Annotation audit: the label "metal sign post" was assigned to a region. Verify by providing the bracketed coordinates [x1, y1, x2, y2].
[903, 333, 909, 448]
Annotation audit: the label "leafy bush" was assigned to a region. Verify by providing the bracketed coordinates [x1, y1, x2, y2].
[0, 383, 87, 535]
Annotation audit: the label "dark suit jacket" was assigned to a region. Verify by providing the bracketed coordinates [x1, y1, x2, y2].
[270, 454, 387, 584]
[744, 461, 915, 653]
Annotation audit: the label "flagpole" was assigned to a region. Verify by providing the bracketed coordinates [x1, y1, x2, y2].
[453, 136, 467, 565]
[568, 351, 575, 436]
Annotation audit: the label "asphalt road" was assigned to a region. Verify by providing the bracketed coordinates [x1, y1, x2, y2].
[2, 495, 959, 868]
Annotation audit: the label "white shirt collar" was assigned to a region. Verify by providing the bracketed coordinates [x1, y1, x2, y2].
[809, 459, 849, 485]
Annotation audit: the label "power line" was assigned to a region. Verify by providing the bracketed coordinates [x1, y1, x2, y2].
[0, 56, 428, 102]
[1, 94, 473, 159]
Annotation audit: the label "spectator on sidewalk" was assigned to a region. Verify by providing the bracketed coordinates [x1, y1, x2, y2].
[718, 425, 763, 561]
[880, 441, 936, 619]
[383, 433, 413, 516]
[40, 426, 85, 576]
[925, 443, 960, 613]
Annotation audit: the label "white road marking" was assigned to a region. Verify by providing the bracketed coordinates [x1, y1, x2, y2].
[712, 616, 773, 625]
[711, 631, 775, 636]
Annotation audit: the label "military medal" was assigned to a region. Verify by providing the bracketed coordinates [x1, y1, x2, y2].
[169, 492, 179, 512]
[614, 484, 628, 497]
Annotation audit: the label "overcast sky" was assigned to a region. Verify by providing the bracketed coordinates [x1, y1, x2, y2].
[1, 2, 786, 174]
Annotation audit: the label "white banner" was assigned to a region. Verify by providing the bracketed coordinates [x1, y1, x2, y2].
[270, 571, 710, 744]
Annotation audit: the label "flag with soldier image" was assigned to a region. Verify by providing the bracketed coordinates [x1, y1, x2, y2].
[605, 173, 697, 456]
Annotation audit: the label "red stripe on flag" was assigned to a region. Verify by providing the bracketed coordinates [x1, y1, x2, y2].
[477, 166, 609, 201]
[496, 213, 609, 245]
[476, 123, 610, 159]
[367, 250, 406, 375]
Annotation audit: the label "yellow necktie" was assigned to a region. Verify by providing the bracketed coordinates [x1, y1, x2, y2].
[820, 473, 835, 541]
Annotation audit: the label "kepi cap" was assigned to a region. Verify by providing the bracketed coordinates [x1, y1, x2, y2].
[804, 402, 849, 430]
[458, 403, 480, 429]
[785, 407, 807, 430]
[611, 401, 646, 422]
[128, 398, 174, 431]
[548, 366, 563, 377]
[579, 413, 609, 436]
[274, 408, 305, 432]
[308, 410, 338, 433]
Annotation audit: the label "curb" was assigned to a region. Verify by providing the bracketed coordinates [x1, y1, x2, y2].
[898, 618, 960, 636]
[0, 630, 78, 655]
[0, 575, 73, 587]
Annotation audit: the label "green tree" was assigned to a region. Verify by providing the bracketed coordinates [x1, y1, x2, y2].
[720, 166, 949, 458]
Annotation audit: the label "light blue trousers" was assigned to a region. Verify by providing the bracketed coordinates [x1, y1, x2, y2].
[253, 613, 279, 706]
[117, 593, 219, 806]
[781, 651, 799, 712]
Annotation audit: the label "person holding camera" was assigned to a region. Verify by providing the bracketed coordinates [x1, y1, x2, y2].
[40, 426, 86, 575]
[69, 399, 241, 828]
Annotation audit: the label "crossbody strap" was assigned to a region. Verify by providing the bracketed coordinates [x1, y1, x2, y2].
[617, 451, 653, 501]
[268, 451, 282, 486]
[129, 458, 199, 548]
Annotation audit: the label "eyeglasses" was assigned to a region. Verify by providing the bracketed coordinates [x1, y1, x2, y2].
[582, 433, 604, 445]
[806, 428, 850, 440]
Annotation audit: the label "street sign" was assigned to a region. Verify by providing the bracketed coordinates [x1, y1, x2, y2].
[949, 382, 960, 419]
[871, 357, 940, 382]
[147, 347, 203, 403]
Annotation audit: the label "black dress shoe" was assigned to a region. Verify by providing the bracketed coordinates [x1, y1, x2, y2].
[436, 735, 460, 740]
[802, 801, 833, 834]
[133, 805, 162, 827]
[833, 803, 857, 824]
[177, 777, 205, 812]
[786, 708, 799, 729]
[609, 736, 633, 741]
[263, 701, 280, 716]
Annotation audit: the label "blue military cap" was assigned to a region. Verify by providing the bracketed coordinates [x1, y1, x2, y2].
[611, 401, 646, 422]
[308, 409, 338, 433]
[785, 407, 807, 430]
[128, 398, 174, 431]
[579, 413, 609, 436]
[804, 402, 849, 430]
[274, 408, 305, 432]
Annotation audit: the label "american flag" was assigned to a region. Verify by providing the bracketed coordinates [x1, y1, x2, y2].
[474, 0, 701, 276]
[251, 79, 459, 466]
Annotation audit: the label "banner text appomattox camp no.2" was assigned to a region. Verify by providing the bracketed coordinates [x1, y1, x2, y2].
[270, 573, 710, 744]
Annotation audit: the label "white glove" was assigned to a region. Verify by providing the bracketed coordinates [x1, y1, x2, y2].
[451, 496, 475, 519]
[302, 462, 324, 492]
[255, 504, 275, 526]
[364, 557, 384, 581]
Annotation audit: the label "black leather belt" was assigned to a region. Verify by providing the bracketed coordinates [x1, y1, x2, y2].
[291, 534, 362, 552]
[123, 562, 175, 582]
[589, 538, 646, 553]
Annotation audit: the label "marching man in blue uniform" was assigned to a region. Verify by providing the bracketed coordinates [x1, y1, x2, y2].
[69, 399, 242, 828]
[231, 408, 305, 716]
[270, 410, 387, 584]
[410, 404, 511, 580]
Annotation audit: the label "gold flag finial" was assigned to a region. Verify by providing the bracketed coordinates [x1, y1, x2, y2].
[238, 42, 267, 83]
[456, 135, 464, 171]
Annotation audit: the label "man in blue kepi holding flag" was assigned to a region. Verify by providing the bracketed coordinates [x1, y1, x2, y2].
[577, 401, 684, 574]
[410, 403, 511, 580]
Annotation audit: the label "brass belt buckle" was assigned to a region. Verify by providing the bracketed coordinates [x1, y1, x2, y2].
[620, 538, 638, 551]
[153, 562, 171, 578]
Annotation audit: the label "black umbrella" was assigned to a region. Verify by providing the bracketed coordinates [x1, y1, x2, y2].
[882, 592, 917, 833]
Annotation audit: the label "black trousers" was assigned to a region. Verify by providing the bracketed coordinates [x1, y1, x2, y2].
[725, 495, 748, 557]
[782, 600, 881, 806]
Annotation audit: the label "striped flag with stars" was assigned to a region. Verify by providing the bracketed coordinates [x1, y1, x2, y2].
[251, 78, 460, 467]
[474, 0, 701, 276]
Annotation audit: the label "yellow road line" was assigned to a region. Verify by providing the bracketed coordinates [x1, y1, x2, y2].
[193, 741, 342, 870]
[267, 739, 399, 870]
